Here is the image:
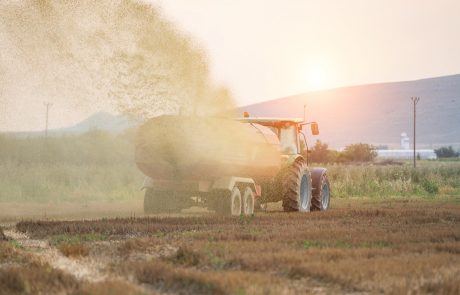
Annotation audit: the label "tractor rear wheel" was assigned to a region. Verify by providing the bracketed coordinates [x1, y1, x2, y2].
[144, 188, 182, 214]
[311, 174, 331, 211]
[282, 160, 312, 212]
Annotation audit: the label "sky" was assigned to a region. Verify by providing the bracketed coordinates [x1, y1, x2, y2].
[150, 0, 460, 105]
[1, 0, 460, 131]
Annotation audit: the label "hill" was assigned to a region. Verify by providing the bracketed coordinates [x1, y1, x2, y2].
[55, 112, 138, 134]
[7, 112, 138, 137]
[241, 74, 460, 148]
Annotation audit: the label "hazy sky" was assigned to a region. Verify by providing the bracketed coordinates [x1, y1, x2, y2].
[151, 0, 460, 105]
[2, 1, 460, 131]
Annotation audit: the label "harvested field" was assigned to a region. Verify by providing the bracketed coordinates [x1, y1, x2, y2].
[1, 198, 459, 294]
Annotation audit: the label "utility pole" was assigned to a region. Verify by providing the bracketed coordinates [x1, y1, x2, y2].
[44, 102, 53, 137]
[303, 104, 307, 122]
[411, 97, 420, 168]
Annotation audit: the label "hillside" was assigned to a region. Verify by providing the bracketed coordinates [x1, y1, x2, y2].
[241, 74, 460, 148]
[8, 112, 139, 137]
[55, 112, 138, 134]
[7, 75, 459, 148]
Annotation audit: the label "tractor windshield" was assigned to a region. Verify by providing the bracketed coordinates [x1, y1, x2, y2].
[279, 125, 298, 154]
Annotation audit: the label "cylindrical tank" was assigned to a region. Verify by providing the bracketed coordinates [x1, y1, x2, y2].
[135, 115, 281, 182]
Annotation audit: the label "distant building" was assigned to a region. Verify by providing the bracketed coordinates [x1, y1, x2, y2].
[400, 132, 410, 149]
[377, 149, 437, 160]
[376, 132, 437, 160]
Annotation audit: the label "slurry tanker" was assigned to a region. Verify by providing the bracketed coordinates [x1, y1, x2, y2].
[135, 113, 330, 215]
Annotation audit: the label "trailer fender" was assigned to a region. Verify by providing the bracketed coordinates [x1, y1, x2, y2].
[311, 168, 327, 195]
[141, 176, 154, 190]
[212, 176, 256, 193]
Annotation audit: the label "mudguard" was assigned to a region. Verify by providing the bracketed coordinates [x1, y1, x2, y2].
[212, 176, 256, 193]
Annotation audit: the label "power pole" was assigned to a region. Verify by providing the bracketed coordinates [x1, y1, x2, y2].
[303, 104, 307, 122]
[411, 97, 420, 168]
[44, 102, 53, 137]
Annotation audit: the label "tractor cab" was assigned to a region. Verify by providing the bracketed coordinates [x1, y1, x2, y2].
[236, 115, 319, 156]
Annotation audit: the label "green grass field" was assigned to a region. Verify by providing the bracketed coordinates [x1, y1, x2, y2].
[1, 132, 459, 204]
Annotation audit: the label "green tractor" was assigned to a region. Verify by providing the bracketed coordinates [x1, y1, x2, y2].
[237, 116, 330, 212]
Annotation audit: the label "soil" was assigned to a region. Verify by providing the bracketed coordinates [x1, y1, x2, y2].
[1, 198, 459, 295]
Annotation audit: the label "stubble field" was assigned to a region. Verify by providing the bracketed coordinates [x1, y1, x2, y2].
[1, 198, 459, 295]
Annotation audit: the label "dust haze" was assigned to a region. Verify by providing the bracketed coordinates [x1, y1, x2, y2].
[0, 0, 280, 218]
[0, 0, 234, 131]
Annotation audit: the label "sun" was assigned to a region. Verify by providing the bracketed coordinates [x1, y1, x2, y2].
[306, 63, 328, 91]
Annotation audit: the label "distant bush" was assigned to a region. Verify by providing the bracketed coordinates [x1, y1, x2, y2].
[435, 146, 459, 158]
[310, 142, 377, 163]
[338, 143, 377, 163]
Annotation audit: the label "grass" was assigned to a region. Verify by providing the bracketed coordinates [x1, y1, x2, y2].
[0, 236, 141, 295]
[0, 131, 143, 203]
[326, 161, 460, 198]
[1, 132, 459, 206]
[0, 227, 7, 241]
[49, 233, 109, 246]
[12, 198, 460, 294]
[0, 261, 79, 295]
[0, 243, 79, 295]
[58, 243, 90, 258]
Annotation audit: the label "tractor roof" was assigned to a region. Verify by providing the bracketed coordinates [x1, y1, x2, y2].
[236, 117, 304, 125]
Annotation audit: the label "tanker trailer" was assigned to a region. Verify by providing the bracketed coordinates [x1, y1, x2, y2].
[136, 115, 331, 215]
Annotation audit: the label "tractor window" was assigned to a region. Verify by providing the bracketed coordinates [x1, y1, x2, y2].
[279, 125, 298, 154]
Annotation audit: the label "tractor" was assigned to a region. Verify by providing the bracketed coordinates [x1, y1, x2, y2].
[135, 114, 331, 215]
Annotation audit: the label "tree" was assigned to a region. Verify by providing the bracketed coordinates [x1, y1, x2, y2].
[340, 143, 377, 162]
[434, 146, 459, 158]
[309, 140, 337, 163]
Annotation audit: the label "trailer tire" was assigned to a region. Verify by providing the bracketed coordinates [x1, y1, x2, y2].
[214, 187, 242, 216]
[144, 188, 182, 214]
[311, 173, 331, 211]
[242, 186, 255, 215]
[282, 160, 312, 212]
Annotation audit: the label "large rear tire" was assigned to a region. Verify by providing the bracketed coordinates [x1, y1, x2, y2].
[144, 188, 182, 214]
[311, 174, 331, 211]
[282, 160, 312, 212]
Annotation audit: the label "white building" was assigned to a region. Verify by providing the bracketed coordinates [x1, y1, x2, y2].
[376, 132, 437, 160]
[400, 132, 410, 150]
[377, 149, 437, 160]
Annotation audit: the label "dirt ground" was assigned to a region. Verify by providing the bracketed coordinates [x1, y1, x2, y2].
[1, 198, 459, 295]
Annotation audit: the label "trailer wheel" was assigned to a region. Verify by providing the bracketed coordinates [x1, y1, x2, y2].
[213, 187, 242, 216]
[311, 174, 331, 211]
[242, 187, 255, 215]
[144, 188, 182, 214]
[229, 187, 242, 216]
[282, 160, 312, 212]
